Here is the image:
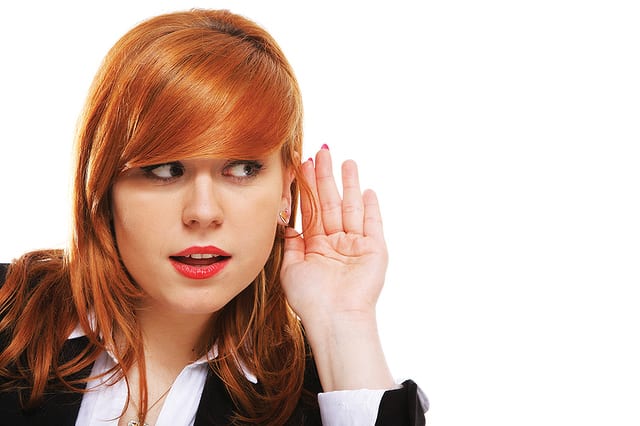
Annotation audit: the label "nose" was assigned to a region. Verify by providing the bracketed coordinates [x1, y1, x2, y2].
[182, 175, 224, 228]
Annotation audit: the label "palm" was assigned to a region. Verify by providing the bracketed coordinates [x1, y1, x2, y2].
[281, 149, 388, 325]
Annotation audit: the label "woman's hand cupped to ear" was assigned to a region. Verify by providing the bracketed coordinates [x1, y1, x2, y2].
[280, 145, 394, 391]
[281, 146, 389, 325]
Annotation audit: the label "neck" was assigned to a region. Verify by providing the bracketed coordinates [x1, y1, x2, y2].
[117, 305, 215, 426]
[136, 305, 215, 371]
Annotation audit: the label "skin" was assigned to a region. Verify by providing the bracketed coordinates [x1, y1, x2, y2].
[282, 148, 395, 392]
[111, 147, 393, 424]
[112, 153, 292, 317]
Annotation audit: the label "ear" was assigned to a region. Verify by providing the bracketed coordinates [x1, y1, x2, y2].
[280, 164, 295, 210]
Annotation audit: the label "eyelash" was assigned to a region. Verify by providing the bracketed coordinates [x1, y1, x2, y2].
[140, 160, 264, 182]
[141, 162, 185, 182]
[223, 160, 264, 181]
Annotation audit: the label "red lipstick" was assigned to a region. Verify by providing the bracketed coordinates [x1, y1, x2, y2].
[169, 246, 230, 280]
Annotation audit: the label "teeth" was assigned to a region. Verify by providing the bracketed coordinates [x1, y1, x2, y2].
[187, 254, 218, 259]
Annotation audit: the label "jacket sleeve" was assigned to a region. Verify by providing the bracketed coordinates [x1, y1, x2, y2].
[375, 379, 428, 426]
[302, 334, 428, 426]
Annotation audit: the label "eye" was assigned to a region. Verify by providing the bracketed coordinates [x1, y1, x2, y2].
[223, 160, 264, 180]
[141, 162, 185, 181]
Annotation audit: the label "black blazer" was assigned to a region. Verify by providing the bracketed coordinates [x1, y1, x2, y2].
[0, 263, 426, 425]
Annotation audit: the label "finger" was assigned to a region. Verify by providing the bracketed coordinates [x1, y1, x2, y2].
[314, 147, 343, 234]
[299, 158, 324, 237]
[362, 189, 384, 240]
[341, 160, 364, 234]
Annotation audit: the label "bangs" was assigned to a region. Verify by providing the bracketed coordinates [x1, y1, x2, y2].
[116, 23, 301, 170]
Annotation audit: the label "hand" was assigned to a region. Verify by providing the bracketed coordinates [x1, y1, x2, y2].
[281, 146, 394, 391]
[281, 146, 388, 326]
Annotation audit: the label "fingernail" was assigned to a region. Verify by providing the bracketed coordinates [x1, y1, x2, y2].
[321, 143, 329, 150]
[307, 157, 314, 164]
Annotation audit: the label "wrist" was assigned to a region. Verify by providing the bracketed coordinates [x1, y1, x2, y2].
[303, 311, 395, 392]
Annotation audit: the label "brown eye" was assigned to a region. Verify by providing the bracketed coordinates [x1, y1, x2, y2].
[223, 161, 263, 179]
[141, 162, 185, 180]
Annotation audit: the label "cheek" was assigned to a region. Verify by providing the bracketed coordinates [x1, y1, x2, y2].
[232, 190, 281, 260]
[111, 186, 170, 268]
[112, 194, 140, 269]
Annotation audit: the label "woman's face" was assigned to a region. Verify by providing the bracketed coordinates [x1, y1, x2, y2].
[111, 151, 292, 316]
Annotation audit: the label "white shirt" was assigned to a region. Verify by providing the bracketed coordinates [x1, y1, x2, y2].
[72, 326, 387, 426]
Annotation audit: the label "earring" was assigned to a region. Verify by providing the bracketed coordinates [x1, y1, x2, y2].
[279, 208, 290, 225]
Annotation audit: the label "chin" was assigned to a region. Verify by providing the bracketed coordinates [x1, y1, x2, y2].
[168, 299, 229, 316]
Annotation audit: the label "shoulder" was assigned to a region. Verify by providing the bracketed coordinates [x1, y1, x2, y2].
[0, 336, 91, 423]
[0, 252, 68, 295]
[0, 263, 8, 286]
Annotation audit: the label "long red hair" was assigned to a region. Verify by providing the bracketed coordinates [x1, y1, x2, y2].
[0, 9, 311, 424]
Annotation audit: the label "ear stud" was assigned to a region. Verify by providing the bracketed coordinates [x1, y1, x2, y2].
[279, 208, 290, 225]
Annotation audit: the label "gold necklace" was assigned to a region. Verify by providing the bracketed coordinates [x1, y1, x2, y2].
[127, 385, 173, 426]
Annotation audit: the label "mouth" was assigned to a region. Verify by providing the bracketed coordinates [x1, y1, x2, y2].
[169, 253, 230, 266]
[169, 247, 231, 279]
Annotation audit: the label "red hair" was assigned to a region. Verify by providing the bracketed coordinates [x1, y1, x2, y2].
[0, 9, 312, 424]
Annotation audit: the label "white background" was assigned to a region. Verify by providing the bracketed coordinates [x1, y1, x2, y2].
[1, 1, 639, 425]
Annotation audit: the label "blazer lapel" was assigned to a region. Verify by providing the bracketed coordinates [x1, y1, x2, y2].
[194, 369, 236, 426]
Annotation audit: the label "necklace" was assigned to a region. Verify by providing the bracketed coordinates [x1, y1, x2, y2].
[127, 385, 173, 426]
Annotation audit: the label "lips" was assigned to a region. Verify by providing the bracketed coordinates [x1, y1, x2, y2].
[170, 246, 231, 279]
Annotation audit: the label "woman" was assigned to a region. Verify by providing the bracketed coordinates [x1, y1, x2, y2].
[0, 9, 426, 425]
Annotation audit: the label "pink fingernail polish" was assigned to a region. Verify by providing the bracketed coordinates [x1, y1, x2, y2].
[321, 143, 329, 150]
[307, 157, 314, 164]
